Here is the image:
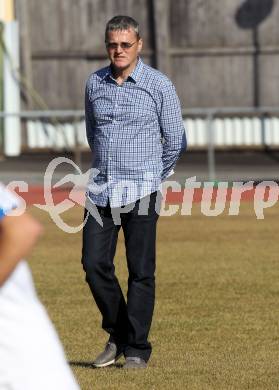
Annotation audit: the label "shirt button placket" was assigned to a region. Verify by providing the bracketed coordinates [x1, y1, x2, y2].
[108, 85, 120, 184]
[107, 137, 113, 181]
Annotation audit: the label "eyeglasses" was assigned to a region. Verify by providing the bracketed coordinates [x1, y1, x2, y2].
[106, 41, 137, 50]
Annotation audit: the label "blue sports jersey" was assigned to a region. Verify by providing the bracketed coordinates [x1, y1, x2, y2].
[0, 183, 19, 220]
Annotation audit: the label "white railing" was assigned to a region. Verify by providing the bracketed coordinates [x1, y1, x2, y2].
[185, 116, 279, 147]
[1, 107, 279, 180]
[182, 107, 279, 148]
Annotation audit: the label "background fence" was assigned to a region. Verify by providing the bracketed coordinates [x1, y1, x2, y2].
[1, 107, 279, 181]
[13, 0, 279, 110]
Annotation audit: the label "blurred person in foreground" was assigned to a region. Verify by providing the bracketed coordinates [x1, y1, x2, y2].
[0, 183, 79, 389]
[82, 15, 186, 369]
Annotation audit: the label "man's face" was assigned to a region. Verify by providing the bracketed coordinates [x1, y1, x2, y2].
[106, 28, 143, 73]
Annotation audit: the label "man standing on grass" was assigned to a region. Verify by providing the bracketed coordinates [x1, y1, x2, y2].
[82, 15, 186, 369]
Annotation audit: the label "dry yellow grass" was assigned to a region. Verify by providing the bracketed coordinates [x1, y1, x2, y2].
[28, 201, 279, 390]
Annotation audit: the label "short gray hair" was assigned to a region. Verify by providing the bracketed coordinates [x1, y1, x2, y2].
[105, 15, 140, 41]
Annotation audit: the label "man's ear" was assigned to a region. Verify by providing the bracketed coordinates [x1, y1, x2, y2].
[137, 38, 143, 53]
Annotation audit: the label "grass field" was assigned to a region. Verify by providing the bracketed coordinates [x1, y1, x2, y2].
[28, 201, 279, 390]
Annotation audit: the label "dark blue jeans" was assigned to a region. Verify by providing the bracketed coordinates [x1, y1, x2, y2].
[81, 192, 161, 362]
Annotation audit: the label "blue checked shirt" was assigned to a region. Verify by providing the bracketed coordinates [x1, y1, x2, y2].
[85, 57, 186, 207]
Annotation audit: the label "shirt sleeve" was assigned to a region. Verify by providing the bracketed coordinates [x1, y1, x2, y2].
[85, 78, 95, 152]
[159, 81, 187, 180]
[0, 184, 20, 221]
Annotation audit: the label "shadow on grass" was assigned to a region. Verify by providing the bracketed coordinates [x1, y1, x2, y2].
[69, 361, 123, 369]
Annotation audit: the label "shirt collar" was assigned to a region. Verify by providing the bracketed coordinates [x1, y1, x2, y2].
[102, 57, 144, 84]
[128, 57, 144, 83]
[101, 66, 113, 81]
